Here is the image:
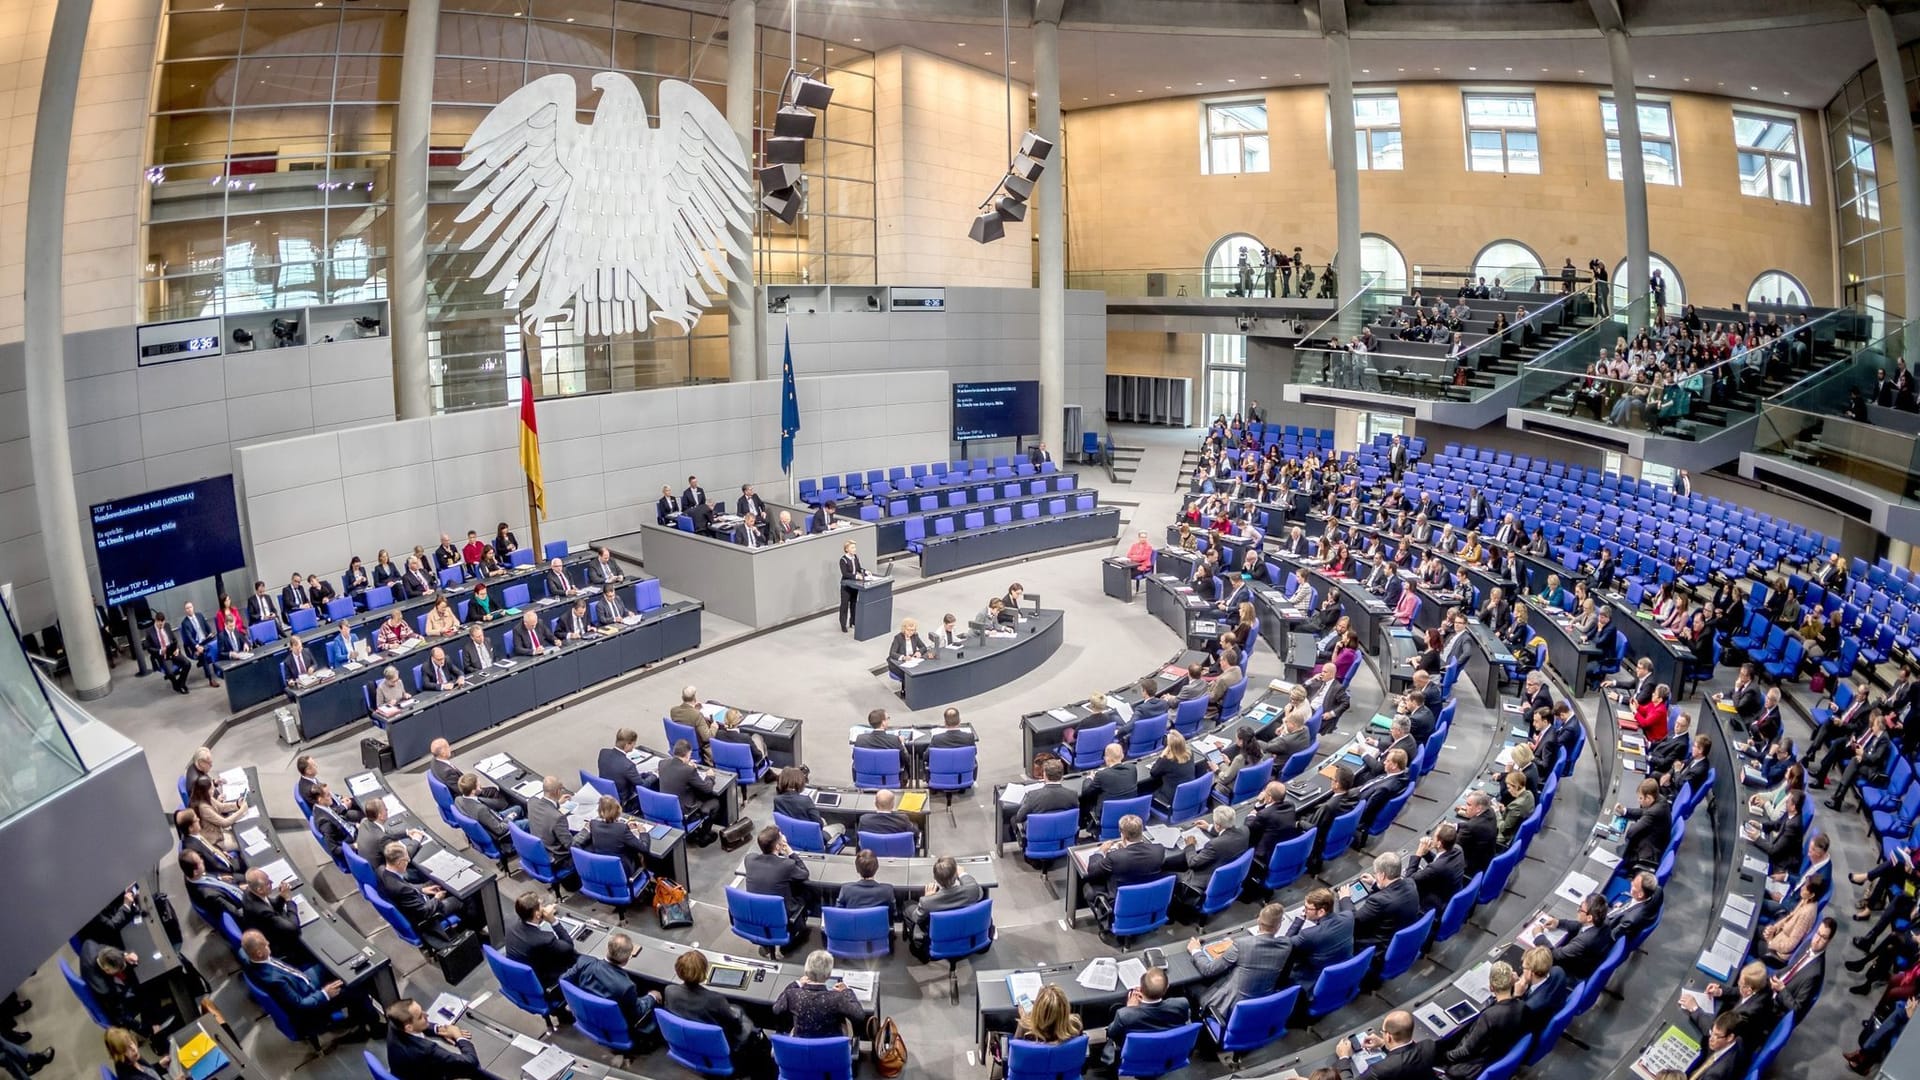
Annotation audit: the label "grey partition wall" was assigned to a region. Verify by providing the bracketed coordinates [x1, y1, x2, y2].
[627, 509, 877, 628]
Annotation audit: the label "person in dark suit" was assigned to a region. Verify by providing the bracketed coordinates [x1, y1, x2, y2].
[1306, 766, 1363, 874]
[1454, 792, 1499, 875]
[1747, 792, 1806, 877]
[681, 476, 707, 512]
[279, 573, 313, 619]
[1354, 751, 1413, 838]
[834, 849, 895, 912]
[422, 646, 465, 691]
[1687, 1012, 1748, 1080]
[564, 933, 662, 1045]
[1353, 851, 1421, 955]
[1247, 781, 1303, 868]
[504, 892, 578, 1003]
[180, 850, 246, 922]
[1284, 887, 1355, 985]
[1334, 1011, 1437, 1080]
[594, 584, 627, 625]
[294, 754, 361, 822]
[663, 951, 764, 1065]
[742, 825, 811, 945]
[491, 522, 519, 563]
[239, 869, 305, 960]
[656, 485, 683, 525]
[1187, 901, 1291, 1019]
[1078, 743, 1140, 829]
[176, 809, 246, 880]
[736, 484, 768, 522]
[1408, 822, 1468, 912]
[886, 620, 933, 663]
[658, 740, 721, 831]
[580, 796, 651, 878]
[837, 541, 866, 633]
[856, 788, 916, 848]
[1682, 961, 1780, 1050]
[376, 845, 464, 934]
[773, 767, 846, 848]
[454, 774, 515, 849]
[1605, 871, 1664, 942]
[596, 728, 646, 812]
[144, 612, 190, 694]
[1771, 916, 1830, 1021]
[930, 707, 976, 749]
[510, 611, 556, 657]
[1645, 713, 1694, 779]
[246, 580, 284, 632]
[543, 558, 579, 600]
[399, 557, 437, 600]
[1516, 946, 1569, 1025]
[855, 708, 912, 780]
[1175, 805, 1251, 906]
[239, 930, 375, 1040]
[524, 776, 579, 880]
[903, 855, 986, 958]
[307, 780, 357, 864]
[1083, 815, 1184, 912]
[1011, 758, 1078, 842]
[465, 586, 500, 624]
[385, 998, 482, 1079]
[1819, 713, 1893, 812]
[1436, 961, 1524, 1079]
[1099, 968, 1190, 1067]
[428, 738, 511, 815]
[175, 602, 219, 687]
[732, 512, 764, 549]
[1539, 894, 1614, 982]
[809, 502, 834, 533]
[1617, 778, 1672, 872]
[353, 796, 424, 868]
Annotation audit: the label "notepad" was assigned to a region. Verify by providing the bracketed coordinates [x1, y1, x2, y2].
[896, 792, 927, 813]
[260, 858, 297, 888]
[1554, 871, 1601, 905]
[1006, 971, 1043, 1010]
[514, 778, 543, 798]
[347, 773, 381, 798]
[1000, 783, 1033, 806]
[239, 828, 271, 856]
[219, 767, 251, 801]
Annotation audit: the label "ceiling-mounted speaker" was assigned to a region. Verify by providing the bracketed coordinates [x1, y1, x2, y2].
[765, 136, 806, 164]
[994, 195, 1027, 222]
[759, 162, 802, 191]
[969, 210, 1006, 244]
[1008, 153, 1045, 182]
[1002, 172, 1035, 201]
[1019, 131, 1055, 161]
[790, 74, 835, 110]
[773, 105, 816, 140]
[763, 185, 803, 224]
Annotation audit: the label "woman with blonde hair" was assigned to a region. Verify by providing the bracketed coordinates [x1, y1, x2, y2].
[425, 596, 461, 636]
[1014, 983, 1083, 1044]
[1146, 730, 1209, 802]
[104, 1026, 165, 1079]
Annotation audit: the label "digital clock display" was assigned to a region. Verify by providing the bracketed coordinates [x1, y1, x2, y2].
[140, 336, 219, 358]
[134, 317, 224, 366]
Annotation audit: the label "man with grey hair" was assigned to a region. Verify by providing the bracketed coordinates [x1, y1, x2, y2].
[904, 855, 987, 959]
[239, 867, 304, 959]
[772, 950, 864, 1038]
[1176, 805, 1252, 912]
[1456, 791, 1498, 875]
[376, 842, 464, 934]
[1438, 961, 1524, 1076]
[671, 685, 712, 763]
[1354, 850, 1420, 958]
[562, 930, 663, 1043]
[352, 795, 424, 868]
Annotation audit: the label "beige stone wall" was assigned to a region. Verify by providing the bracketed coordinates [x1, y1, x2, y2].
[0, 0, 159, 345]
[874, 46, 1032, 287]
[1068, 80, 1834, 325]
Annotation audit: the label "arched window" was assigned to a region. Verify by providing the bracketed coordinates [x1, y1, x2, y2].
[1471, 240, 1544, 293]
[1360, 234, 1408, 294]
[1747, 271, 1807, 308]
[1613, 253, 1685, 312]
[1205, 233, 1266, 298]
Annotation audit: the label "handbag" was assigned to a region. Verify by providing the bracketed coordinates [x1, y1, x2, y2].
[654, 878, 693, 930]
[868, 1016, 908, 1077]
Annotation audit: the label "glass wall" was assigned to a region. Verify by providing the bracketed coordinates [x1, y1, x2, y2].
[1827, 49, 1911, 319]
[144, 0, 876, 410]
[0, 600, 83, 818]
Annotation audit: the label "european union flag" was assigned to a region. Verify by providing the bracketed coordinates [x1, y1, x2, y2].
[780, 322, 801, 475]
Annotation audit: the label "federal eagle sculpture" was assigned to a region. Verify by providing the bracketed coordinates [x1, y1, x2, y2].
[455, 73, 751, 336]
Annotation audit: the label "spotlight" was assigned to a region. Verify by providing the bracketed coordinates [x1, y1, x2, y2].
[969, 211, 1006, 245]
[1008, 154, 1044, 182]
[270, 317, 300, 346]
[773, 105, 816, 140]
[353, 315, 381, 336]
[865, 294, 881, 311]
[230, 327, 254, 349]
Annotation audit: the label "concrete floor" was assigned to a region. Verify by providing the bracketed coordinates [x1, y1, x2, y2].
[14, 423, 1883, 1079]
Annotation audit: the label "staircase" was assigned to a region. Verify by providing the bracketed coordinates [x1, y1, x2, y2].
[1107, 440, 1144, 486]
[1448, 314, 1594, 401]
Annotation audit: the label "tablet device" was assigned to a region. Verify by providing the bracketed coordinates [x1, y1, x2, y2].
[706, 966, 751, 989]
[815, 791, 843, 808]
[1446, 1000, 1480, 1023]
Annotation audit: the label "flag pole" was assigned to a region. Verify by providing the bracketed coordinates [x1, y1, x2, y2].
[786, 313, 796, 507]
[527, 475, 543, 560]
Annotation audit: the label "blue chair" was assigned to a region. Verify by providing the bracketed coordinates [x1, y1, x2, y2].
[1216, 757, 1274, 806]
[860, 831, 916, 857]
[1123, 714, 1169, 759]
[363, 882, 454, 951]
[1319, 803, 1365, 864]
[449, 803, 508, 867]
[637, 786, 705, 834]
[325, 597, 355, 621]
[770, 1034, 855, 1080]
[342, 845, 380, 894]
[1433, 873, 1483, 944]
[1114, 1021, 1201, 1078]
[289, 607, 318, 633]
[1023, 808, 1080, 869]
[1280, 737, 1320, 781]
[928, 746, 978, 806]
[663, 716, 698, 753]
[438, 566, 465, 588]
[249, 621, 280, 645]
[363, 585, 394, 609]
[1154, 774, 1213, 824]
[1258, 831, 1314, 893]
[1191, 848, 1256, 922]
[1204, 986, 1300, 1059]
[1479, 843, 1523, 904]
[507, 821, 567, 895]
[1058, 722, 1118, 771]
[1304, 947, 1374, 1018]
[572, 847, 649, 911]
[177, 774, 190, 807]
[1742, 1014, 1794, 1080]
[241, 965, 340, 1047]
[926, 897, 995, 1002]
[560, 978, 634, 1058]
[712, 738, 771, 786]
[60, 958, 111, 1029]
[1108, 875, 1176, 943]
[1006, 1034, 1090, 1080]
[852, 746, 902, 788]
[1524, 993, 1581, 1066]
[1378, 909, 1435, 981]
[774, 811, 845, 854]
[1172, 695, 1208, 737]
[364, 1051, 401, 1080]
[658, 1010, 735, 1076]
[544, 539, 568, 561]
[726, 886, 794, 955]
[424, 771, 461, 829]
[508, 549, 534, 568]
[485, 944, 556, 1029]
[1478, 1034, 1532, 1080]
[822, 905, 892, 960]
[216, 911, 244, 952]
[1098, 795, 1155, 840]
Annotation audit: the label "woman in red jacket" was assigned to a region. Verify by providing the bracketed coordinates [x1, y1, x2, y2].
[1634, 683, 1672, 743]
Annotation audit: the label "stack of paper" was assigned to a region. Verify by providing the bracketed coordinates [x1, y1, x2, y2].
[347, 773, 381, 798]
[513, 778, 543, 798]
[1000, 783, 1033, 805]
[476, 755, 516, 780]
[259, 858, 298, 888]
[1740, 853, 1769, 876]
[239, 828, 271, 857]
[1047, 708, 1078, 722]
[291, 894, 319, 926]
[1589, 849, 1623, 871]
[1454, 961, 1494, 1002]
[1115, 958, 1148, 990]
[1722, 894, 1756, 926]
[833, 970, 877, 1000]
[1554, 871, 1601, 905]
[426, 993, 468, 1026]
[1076, 958, 1119, 991]
[219, 768, 252, 801]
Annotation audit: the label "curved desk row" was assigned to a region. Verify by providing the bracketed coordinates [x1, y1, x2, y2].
[889, 610, 1065, 711]
[727, 850, 998, 918]
[917, 505, 1122, 576]
[1018, 649, 1209, 763]
[860, 478, 1088, 555]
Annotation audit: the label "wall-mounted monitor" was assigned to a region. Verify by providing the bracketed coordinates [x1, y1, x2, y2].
[952, 380, 1039, 442]
[90, 476, 247, 606]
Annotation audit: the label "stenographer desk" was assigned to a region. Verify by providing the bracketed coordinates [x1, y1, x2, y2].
[889, 610, 1065, 710]
[217, 553, 592, 714]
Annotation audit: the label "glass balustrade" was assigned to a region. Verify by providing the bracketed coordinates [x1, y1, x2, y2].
[0, 599, 84, 819]
[1753, 321, 1920, 503]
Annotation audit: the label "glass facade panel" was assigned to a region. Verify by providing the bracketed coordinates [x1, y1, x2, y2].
[1203, 100, 1269, 175]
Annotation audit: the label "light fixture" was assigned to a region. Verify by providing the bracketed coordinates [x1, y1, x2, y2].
[758, 7, 836, 227]
[969, 0, 1053, 244]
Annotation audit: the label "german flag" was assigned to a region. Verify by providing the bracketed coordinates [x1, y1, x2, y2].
[520, 352, 545, 519]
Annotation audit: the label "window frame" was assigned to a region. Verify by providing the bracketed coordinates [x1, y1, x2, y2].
[1461, 90, 1540, 175]
[1352, 90, 1403, 171]
[1733, 107, 1809, 205]
[1844, 129, 1880, 222]
[1599, 95, 1679, 186]
[1201, 98, 1271, 176]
